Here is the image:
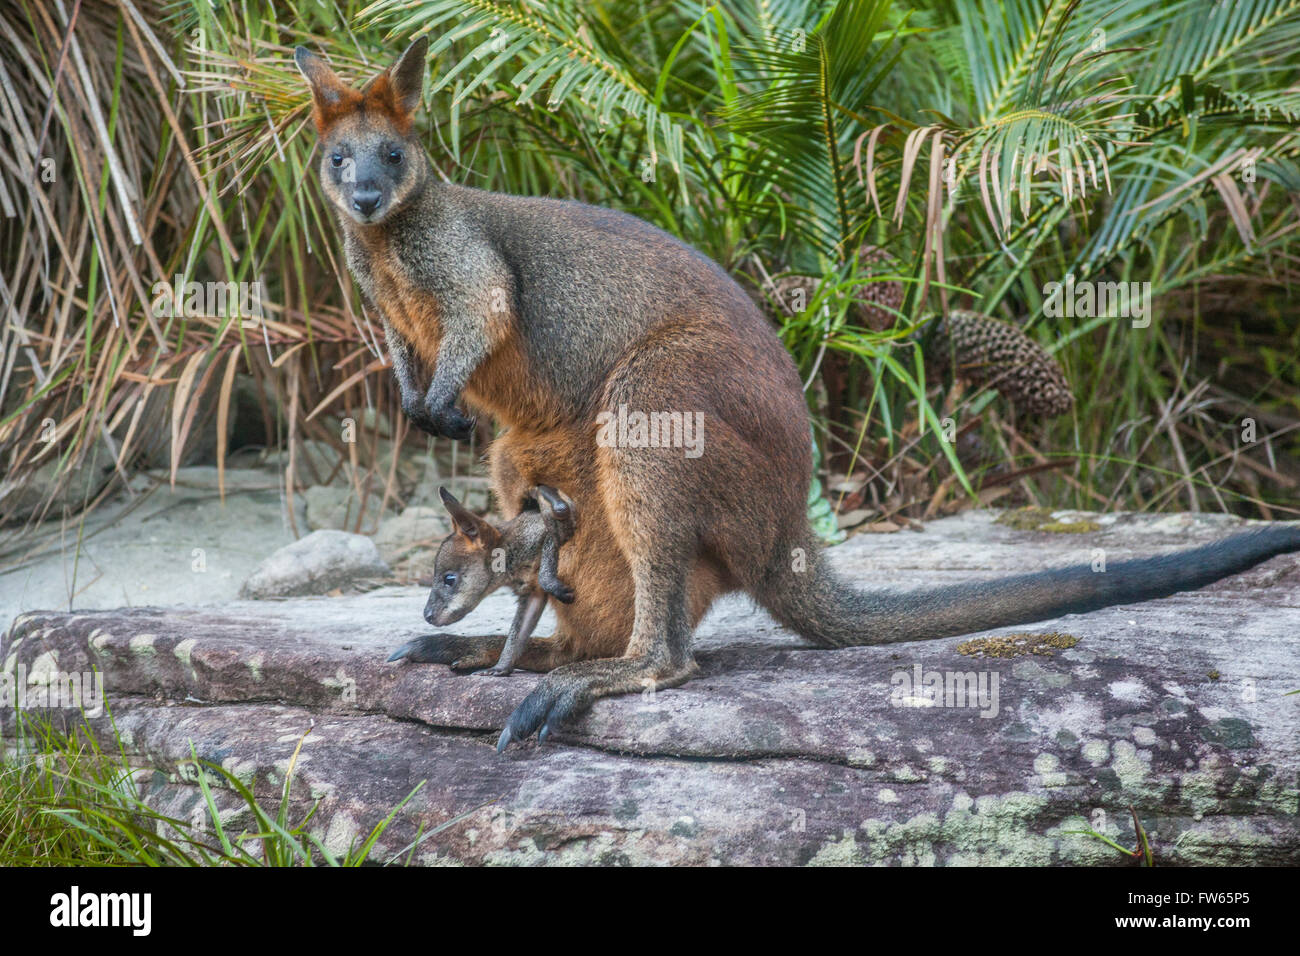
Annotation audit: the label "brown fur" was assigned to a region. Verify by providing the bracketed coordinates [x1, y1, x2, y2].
[352, 230, 442, 356]
[490, 425, 634, 663]
[306, 70, 413, 138]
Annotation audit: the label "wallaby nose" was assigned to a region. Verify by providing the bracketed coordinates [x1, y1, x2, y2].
[423, 603, 436, 625]
[352, 189, 381, 216]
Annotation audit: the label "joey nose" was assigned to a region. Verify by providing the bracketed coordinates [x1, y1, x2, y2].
[352, 189, 381, 216]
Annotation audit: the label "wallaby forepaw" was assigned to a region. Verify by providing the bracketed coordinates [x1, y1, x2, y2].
[428, 401, 476, 441]
[472, 663, 513, 677]
[401, 403, 441, 438]
[537, 487, 576, 543]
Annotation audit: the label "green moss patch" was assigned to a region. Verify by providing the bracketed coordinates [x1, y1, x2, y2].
[995, 506, 1056, 530]
[957, 632, 1079, 658]
[1037, 520, 1102, 533]
[996, 507, 1099, 534]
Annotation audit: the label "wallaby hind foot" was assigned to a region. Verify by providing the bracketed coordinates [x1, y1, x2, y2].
[535, 484, 576, 604]
[496, 654, 698, 752]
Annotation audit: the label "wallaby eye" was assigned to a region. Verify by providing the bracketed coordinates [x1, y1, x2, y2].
[442, 571, 458, 588]
[330, 153, 344, 167]
[387, 148, 403, 165]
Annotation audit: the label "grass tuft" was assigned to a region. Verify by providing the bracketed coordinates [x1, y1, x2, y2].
[0, 709, 437, 866]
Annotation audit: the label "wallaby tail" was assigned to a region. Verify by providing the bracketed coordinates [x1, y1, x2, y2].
[761, 525, 1300, 647]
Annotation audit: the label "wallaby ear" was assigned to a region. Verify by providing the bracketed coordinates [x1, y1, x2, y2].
[439, 486, 495, 546]
[294, 46, 347, 111]
[385, 36, 429, 115]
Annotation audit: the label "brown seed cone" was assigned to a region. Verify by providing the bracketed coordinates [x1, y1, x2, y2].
[850, 244, 903, 331]
[926, 310, 1074, 418]
[764, 274, 1074, 420]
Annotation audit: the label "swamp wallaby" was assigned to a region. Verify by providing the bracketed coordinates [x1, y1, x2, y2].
[402, 485, 576, 679]
[297, 38, 1300, 750]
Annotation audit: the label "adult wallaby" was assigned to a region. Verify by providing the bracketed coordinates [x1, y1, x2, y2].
[297, 37, 1300, 750]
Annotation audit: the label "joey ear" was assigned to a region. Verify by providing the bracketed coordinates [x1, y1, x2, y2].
[294, 46, 347, 110]
[386, 36, 429, 115]
[439, 486, 493, 545]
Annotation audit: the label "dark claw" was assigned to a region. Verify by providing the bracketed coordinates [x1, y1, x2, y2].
[387, 638, 421, 663]
[496, 687, 551, 751]
[544, 582, 576, 605]
[386, 635, 458, 665]
[496, 679, 585, 751]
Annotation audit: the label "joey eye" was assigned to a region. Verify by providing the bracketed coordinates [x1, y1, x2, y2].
[442, 572, 458, 588]
[387, 148, 403, 165]
[330, 153, 344, 167]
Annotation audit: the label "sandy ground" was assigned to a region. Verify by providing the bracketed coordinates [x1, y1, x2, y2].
[0, 467, 305, 632]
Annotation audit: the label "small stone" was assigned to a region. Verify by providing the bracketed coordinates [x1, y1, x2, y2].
[240, 530, 390, 599]
[861, 520, 901, 533]
[836, 509, 873, 530]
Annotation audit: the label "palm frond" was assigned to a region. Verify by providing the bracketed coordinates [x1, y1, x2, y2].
[361, 0, 689, 186]
[722, 0, 905, 255]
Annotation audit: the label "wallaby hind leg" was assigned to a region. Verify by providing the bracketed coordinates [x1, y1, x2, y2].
[497, 550, 696, 750]
[535, 485, 576, 604]
[474, 591, 547, 676]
